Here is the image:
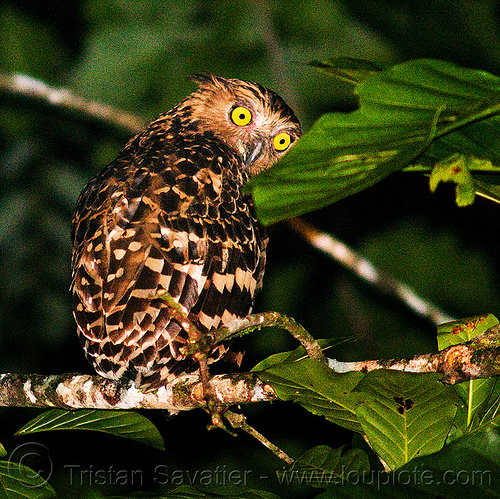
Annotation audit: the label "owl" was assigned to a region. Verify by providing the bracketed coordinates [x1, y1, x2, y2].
[71, 74, 301, 391]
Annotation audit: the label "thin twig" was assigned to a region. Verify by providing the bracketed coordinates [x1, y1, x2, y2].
[289, 217, 455, 326]
[211, 311, 326, 363]
[0, 72, 146, 134]
[224, 410, 294, 464]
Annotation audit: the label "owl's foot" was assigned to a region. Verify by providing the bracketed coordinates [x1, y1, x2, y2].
[157, 291, 233, 431]
[191, 350, 235, 434]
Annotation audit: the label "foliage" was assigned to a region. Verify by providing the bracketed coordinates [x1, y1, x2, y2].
[16, 409, 165, 450]
[248, 58, 500, 225]
[2, 0, 500, 498]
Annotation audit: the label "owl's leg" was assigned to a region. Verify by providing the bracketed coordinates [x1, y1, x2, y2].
[157, 291, 229, 430]
[190, 349, 229, 431]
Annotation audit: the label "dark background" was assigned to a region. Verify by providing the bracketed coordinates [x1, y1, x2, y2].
[1, 1, 500, 497]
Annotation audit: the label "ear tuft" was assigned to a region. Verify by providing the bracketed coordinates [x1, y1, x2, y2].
[189, 74, 231, 89]
[189, 73, 212, 85]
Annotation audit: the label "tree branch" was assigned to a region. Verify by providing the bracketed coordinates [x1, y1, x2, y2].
[0, 72, 494, 412]
[1, 322, 500, 410]
[288, 217, 455, 326]
[329, 323, 500, 384]
[0, 372, 277, 411]
[0, 72, 145, 134]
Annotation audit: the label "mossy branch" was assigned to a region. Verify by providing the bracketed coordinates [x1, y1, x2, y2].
[0, 372, 277, 411]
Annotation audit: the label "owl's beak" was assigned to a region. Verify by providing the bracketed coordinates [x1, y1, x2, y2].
[244, 141, 263, 168]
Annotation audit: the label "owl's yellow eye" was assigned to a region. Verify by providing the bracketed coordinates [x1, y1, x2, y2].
[231, 106, 252, 126]
[273, 132, 291, 151]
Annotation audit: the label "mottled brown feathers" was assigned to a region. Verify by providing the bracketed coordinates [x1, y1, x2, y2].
[71, 75, 301, 391]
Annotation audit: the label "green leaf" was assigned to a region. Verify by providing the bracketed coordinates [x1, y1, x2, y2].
[354, 371, 458, 470]
[248, 59, 500, 225]
[316, 423, 500, 498]
[251, 338, 345, 371]
[249, 107, 438, 226]
[0, 461, 55, 498]
[429, 154, 476, 206]
[257, 359, 366, 432]
[397, 423, 500, 498]
[437, 314, 499, 350]
[279, 445, 369, 488]
[437, 315, 499, 430]
[470, 381, 500, 432]
[16, 409, 165, 450]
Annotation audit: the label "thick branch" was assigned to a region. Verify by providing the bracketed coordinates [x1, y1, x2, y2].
[0, 372, 277, 411]
[1, 320, 500, 409]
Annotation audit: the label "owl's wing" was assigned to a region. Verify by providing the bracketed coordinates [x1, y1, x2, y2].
[71, 160, 264, 389]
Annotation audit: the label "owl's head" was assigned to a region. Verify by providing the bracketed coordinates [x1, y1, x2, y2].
[183, 74, 302, 176]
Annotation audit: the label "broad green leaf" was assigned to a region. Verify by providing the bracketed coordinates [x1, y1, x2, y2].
[470, 381, 500, 433]
[0, 461, 55, 498]
[279, 445, 369, 488]
[248, 59, 500, 225]
[450, 377, 500, 442]
[317, 423, 500, 498]
[397, 423, 500, 498]
[354, 371, 458, 470]
[249, 107, 438, 225]
[257, 359, 366, 432]
[16, 409, 165, 450]
[437, 314, 499, 350]
[437, 314, 499, 429]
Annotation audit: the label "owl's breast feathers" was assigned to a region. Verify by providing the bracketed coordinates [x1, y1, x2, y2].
[71, 115, 268, 390]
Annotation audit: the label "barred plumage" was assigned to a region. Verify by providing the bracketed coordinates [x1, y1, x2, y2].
[71, 74, 301, 391]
